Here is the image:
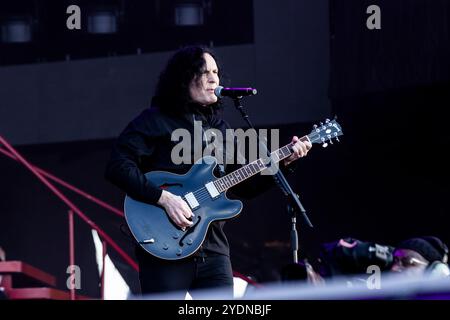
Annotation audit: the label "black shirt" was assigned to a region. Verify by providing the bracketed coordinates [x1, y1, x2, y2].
[105, 104, 295, 256]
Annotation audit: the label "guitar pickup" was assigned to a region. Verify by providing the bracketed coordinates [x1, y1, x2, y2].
[184, 192, 199, 210]
[205, 182, 220, 199]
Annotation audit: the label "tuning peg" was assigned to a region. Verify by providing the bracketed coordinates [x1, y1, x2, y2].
[313, 124, 320, 132]
[325, 118, 330, 124]
[320, 122, 324, 126]
[334, 132, 340, 142]
[327, 135, 333, 144]
[322, 142, 328, 148]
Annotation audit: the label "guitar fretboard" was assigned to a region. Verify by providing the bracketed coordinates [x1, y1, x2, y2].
[213, 136, 310, 193]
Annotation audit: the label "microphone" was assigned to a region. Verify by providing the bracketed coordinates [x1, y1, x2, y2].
[214, 86, 257, 98]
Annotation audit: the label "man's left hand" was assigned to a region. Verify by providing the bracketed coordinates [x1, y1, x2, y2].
[283, 136, 312, 166]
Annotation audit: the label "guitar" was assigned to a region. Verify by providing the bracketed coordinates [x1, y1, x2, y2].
[124, 118, 343, 260]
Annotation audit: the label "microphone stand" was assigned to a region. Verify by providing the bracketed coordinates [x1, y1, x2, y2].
[232, 97, 313, 264]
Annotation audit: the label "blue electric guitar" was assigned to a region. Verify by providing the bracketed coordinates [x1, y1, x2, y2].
[124, 118, 343, 260]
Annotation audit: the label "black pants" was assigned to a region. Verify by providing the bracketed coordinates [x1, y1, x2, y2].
[136, 247, 234, 299]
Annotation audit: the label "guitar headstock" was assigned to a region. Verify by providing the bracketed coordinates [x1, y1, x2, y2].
[308, 118, 343, 148]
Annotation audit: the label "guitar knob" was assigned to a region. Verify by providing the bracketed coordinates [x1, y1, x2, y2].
[162, 243, 169, 250]
[187, 239, 193, 245]
[173, 233, 180, 239]
[176, 249, 183, 256]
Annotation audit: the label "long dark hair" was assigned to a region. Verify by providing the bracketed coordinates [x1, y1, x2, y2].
[152, 46, 223, 115]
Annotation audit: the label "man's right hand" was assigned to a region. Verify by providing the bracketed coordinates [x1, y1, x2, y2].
[157, 190, 194, 229]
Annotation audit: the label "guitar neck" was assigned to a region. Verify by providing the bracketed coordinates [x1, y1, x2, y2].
[212, 135, 310, 193]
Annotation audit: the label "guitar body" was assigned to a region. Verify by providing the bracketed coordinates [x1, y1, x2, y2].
[124, 118, 343, 261]
[124, 156, 243, 260]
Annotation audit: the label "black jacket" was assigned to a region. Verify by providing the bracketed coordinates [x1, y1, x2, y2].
[105, 104, 295, 256]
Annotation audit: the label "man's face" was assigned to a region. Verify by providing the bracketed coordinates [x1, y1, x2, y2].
[189, 53, 219, 106]
[390, 248, 429, 276]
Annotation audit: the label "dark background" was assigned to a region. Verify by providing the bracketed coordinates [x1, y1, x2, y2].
[1, 0, 449, 297]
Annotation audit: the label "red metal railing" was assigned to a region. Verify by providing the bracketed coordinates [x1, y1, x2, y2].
[1, 136, 262, 298]
[0, 147, 124, 218]
[0, 136, 138, 300]
[68, 210, 76, 301]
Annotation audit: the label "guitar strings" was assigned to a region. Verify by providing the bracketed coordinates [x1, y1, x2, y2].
[172, 131, 332, 208]
[180, 137, 326, 204]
